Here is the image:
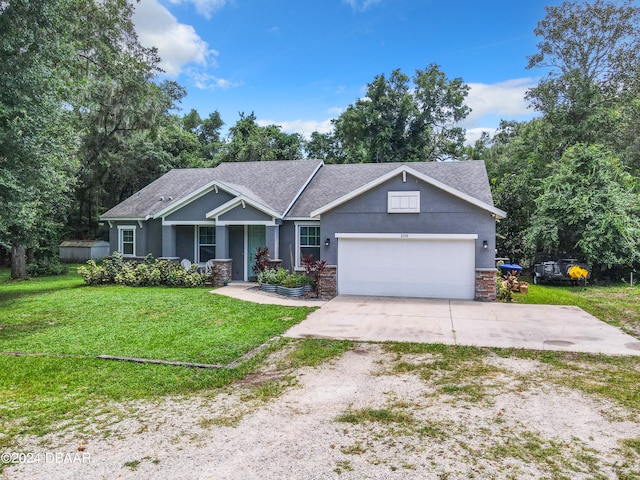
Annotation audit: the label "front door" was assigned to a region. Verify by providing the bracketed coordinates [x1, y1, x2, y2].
[228, 225, 267, 281]
[229, 226, 244, 281]
[247, 225, 266, 280]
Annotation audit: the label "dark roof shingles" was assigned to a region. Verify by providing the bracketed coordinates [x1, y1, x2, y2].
[102, 159, 493, 220]
[286, 161, 493, 217]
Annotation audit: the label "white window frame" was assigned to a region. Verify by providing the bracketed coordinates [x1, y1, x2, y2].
[387, 191, 420, 213]
[295, 221, 321, 270]
[117, 225, 136, 257]
[196, 225, 216, 263]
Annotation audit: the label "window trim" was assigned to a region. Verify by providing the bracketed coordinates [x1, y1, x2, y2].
[117, 225, 137, 257]
[295, 221, 321, 270]
[196, 225, 216, 263]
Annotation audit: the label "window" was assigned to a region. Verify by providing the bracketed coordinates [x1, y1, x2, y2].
[198, 226, 216, 262]
[388, 191, 420, 213]
[297, 223, 320, 267]
[118, 226, 136, 257]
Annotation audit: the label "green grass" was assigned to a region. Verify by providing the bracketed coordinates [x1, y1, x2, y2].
[0, 266, 314, 451]
[336, 407, 414, 425]
[0, 268, 312, 364]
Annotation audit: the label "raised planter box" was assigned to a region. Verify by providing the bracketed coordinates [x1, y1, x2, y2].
[260, 283, 278, 293]
[277, 285, 305, 297]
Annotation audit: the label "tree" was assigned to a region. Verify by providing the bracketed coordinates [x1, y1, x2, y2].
[182, 109, 224, 162]
[304, 131, 347, 163]
[482, 120, 549, 264]
[69, 0, 184, 237]
[527, 144, 640, 275]
[0, 0, 80, 278]
[526, 0, 640, 159]
[72, 80, 186, 237]
[219, 112, 303, 162]
[331, 65, 470, 163]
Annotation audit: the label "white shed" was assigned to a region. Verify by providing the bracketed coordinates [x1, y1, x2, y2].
[59, 240, 110, 262]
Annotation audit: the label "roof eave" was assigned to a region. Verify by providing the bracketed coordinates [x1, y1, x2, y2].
[152, 179, 244, 219]
[206, 196, 282, 220]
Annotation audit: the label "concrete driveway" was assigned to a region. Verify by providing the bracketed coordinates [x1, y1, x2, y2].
[285, 295, 640, 356]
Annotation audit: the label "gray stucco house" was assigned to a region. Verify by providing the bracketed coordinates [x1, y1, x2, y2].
[101, 159, 506, 301]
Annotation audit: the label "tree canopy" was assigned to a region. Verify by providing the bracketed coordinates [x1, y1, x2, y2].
[482, 0, 640, 278]
[0, 0, 81, 277]
[307, 64, 470, 163]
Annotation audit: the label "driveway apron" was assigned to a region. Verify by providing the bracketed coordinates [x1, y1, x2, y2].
[284, 295, 640, 356]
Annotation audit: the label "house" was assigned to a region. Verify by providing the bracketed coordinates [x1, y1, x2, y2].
[101, 159, 506, 301]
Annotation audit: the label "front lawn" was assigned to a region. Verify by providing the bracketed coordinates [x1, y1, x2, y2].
[0, 267, 314, 449]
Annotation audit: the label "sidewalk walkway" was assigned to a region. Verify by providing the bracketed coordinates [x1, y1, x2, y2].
[211, 283, 326, 308]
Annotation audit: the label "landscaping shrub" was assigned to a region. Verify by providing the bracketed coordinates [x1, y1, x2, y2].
[78, 253, 207, 287]
[257, 267, 280, 285]
[302, 254, 326, 291]
[257, 267, 311, 289]
[26, 257, 69, 277]
[252, 246, 271, 276]
[280, 272, 307, 288]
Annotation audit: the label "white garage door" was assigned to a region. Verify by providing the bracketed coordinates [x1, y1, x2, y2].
[337, 233, 477, 300]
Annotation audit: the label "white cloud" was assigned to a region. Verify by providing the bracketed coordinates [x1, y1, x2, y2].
[257, 119, 334, 139]
[327, 107, 344, 116]
[462, 78, 536, 128]
[465, 127, 497, 146]
[343, 0, 383, 12]
[133, 0, 214, 77]
[165, 0, 227, 19]
[189, 71, 243, 90]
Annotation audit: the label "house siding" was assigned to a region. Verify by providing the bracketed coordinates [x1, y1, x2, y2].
[278, 221, 297, 270]
[176, 225, 195, 260]
[318, 173, 496, 269]
[219, 204, 273, 222]
[165, 189, 234, 222]
[147, 219, 163, 257]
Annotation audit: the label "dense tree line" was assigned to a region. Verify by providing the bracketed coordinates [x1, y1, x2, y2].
[1, 0, 639, 279]
[478, 0, 640, 278]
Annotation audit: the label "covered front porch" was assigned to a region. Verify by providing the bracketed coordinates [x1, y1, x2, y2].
[160, 222, 281, 281]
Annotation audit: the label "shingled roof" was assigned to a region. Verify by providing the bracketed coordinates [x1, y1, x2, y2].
[101, 159, 323, 219]
[286, 160, 496, 218]
[101, 159, 502, 220]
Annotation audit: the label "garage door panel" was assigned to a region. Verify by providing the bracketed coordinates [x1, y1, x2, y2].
[338, 237, 475, 299]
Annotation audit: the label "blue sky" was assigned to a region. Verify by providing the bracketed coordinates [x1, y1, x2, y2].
[132, 0, 562, 144]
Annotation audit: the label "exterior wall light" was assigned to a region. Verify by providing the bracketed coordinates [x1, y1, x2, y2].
[483, 240, 488, 249]
[325, 238, 331, 246]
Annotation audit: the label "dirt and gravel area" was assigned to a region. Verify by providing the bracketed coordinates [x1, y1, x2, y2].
[4, 342, 640, 480]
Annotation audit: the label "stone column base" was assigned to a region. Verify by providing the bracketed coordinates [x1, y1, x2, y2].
[317, 265, 337, 300]
[475, 268, 497, 302]
[211, 259, 232, 287]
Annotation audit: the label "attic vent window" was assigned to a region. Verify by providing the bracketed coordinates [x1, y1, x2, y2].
[159, 196, 165, 201]
[388, 191, 420, 213]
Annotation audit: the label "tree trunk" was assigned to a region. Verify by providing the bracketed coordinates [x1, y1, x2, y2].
[10, 244, 27, 279]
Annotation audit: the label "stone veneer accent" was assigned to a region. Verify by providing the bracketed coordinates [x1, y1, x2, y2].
[317, 265, 337, 300]
[475, 268, 497, 302]
[211, 259, 232, 287]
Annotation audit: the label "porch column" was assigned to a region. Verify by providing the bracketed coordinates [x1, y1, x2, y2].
[161, 225, 177, 258]
[266, 225, 280, 260]
[215, 225, 229, 258]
